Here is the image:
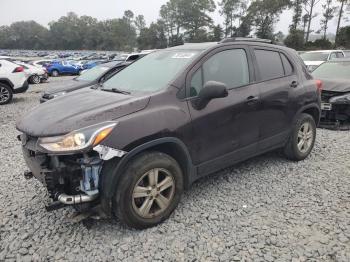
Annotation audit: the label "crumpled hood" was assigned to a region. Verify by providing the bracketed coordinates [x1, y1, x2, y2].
[17, 88, 150, 137]
[320, 78, 350, 93]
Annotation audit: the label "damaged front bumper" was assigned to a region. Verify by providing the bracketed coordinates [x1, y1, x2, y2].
[19, 134, 126, 210]
[320, 91, 350, 130]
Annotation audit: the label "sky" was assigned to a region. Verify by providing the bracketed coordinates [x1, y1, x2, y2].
[0, 0, 348, 36]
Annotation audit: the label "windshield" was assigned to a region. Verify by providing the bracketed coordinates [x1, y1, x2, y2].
[102, 50, 201, 93]
[300, 52, 329, 61]
[312, 62, 350, 80]
[76, 66, 110, 81]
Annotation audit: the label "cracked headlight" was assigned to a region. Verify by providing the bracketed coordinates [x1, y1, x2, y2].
[38, 122, 117, 153]
[329, 93, 350, 104]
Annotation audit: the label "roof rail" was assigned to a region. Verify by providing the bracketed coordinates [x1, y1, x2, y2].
[219, 37, 273, 44]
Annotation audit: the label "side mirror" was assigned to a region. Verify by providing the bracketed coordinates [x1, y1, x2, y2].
[192, 81, 228, 110]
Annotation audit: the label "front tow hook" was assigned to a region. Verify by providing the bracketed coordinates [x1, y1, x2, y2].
[23, 171, 33, 180]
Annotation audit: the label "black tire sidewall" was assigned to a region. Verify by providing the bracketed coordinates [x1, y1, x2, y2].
[0, 84, 13, 105]
[290, 114, 316, 160]
[113, 152, 184, 229]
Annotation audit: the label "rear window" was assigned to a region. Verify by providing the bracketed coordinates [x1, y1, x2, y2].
[254, 49, 284, 81]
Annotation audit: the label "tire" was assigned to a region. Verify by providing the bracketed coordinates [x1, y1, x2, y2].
[110, 151, 184, 229]
[0, 83, 13, 105]
[29, 75, 41, 84]
[51, 70, 59, 77]
[284, 113, 316, 161]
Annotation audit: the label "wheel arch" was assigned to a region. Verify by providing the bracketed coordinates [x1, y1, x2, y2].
[100, 137, 195, 216]
[0, 78, 14, 90]
[295, 103, 321, 126]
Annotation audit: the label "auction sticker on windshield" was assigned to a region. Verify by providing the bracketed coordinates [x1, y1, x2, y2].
[172, 53, 196, 59]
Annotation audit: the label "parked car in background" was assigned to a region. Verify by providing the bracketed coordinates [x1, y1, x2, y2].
[40, 61, 131, 102]
[82, 60, 108, 70]
[17, 38, 321, 229]
[15, 61, 48, 84]
[300, 50, 345, 72]
[312, 58, 350, 130]
[45, 60, 82, 77]
[344, 50, 350, 57]
[113, 52, 150, 63]
[30, 59, 52, 68]
[0, 60, 29, 105]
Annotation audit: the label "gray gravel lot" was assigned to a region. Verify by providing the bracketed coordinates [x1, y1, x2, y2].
[0, 77, 349, 261]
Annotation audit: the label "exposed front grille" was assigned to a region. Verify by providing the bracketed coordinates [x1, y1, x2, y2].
[321, 91, 342, 103]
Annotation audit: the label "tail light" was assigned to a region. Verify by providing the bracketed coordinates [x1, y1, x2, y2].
[315, 79, 323, 94]
[13, 66, 24, 73]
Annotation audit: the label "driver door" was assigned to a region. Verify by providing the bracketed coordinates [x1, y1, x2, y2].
[186, 47, 261, 175]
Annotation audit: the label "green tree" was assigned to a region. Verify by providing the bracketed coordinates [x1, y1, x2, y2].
[219, 0, 240, 37]
[290, 0, 303, 30]
[284, 29, 305, 49]
[304, 0, 321, 42]
[134, 15, 146, 34]
[180, 0, 216, 42]
[335, 0, 350, 45]
[336, 25, 350, 48]
[210, 24, 224, 41]
[247, 0, 291, 40]
[160, 0, 184, 46]
[137, 20, 168, 50]
[319, 0, 336, 39]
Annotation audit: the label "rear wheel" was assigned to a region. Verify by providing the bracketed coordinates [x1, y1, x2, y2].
[0, 84, 13, 105]
[111, 151, 184, 229]
[284, 113, 316, 161]
[29, 75, 41, 84]
[51, 70, 59, 77]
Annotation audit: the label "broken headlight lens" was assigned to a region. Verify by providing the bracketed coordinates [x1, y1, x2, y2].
[38, 122, 117, 153]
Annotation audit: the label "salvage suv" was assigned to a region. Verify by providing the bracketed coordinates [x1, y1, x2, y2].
[17, 38, 321, 229]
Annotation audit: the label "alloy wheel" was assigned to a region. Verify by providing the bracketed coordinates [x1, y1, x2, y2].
[0, 86, 10, 104]
[297, 122, 314, 153]
[132, 168, 175, 219]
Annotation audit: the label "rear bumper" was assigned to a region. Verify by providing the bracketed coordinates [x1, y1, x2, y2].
[13, 80, 29, 94]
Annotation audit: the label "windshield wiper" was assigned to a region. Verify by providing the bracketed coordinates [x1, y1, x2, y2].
[101, 87, 131, 95]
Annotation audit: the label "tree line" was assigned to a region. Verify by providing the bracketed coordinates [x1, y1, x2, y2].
[0, 0, 349, 51]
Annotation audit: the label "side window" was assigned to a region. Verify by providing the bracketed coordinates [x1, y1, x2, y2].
[336, 52, 344, 58]
[190, 49, 249, 97]
[280, 53, 293, 75]
[329, 53, 337, 60]
[254, 49, 284, 81]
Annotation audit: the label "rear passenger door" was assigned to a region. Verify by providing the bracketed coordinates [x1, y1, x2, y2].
[251, 47, 298, 150]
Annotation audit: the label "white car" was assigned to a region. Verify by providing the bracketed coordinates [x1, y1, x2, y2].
[300, 50, 345, 72]
[15, 61, 48, 84]
[30, 59, 52, 68]
[0, 60, 29, 105]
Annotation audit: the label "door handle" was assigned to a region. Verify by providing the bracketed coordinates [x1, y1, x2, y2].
[290, 81, 299, 88]
[246, 96, 259, 105]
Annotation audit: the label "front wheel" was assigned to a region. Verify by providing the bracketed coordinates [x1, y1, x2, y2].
[284, 113, 316, 161]
[0, 84, 13, 105]
[111, 152, 184, 229]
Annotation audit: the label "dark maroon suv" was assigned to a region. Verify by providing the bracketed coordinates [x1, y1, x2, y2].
[17, 38, 321, 229]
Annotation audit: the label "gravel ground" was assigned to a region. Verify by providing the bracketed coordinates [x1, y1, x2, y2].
[0, 77, 349, 261]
